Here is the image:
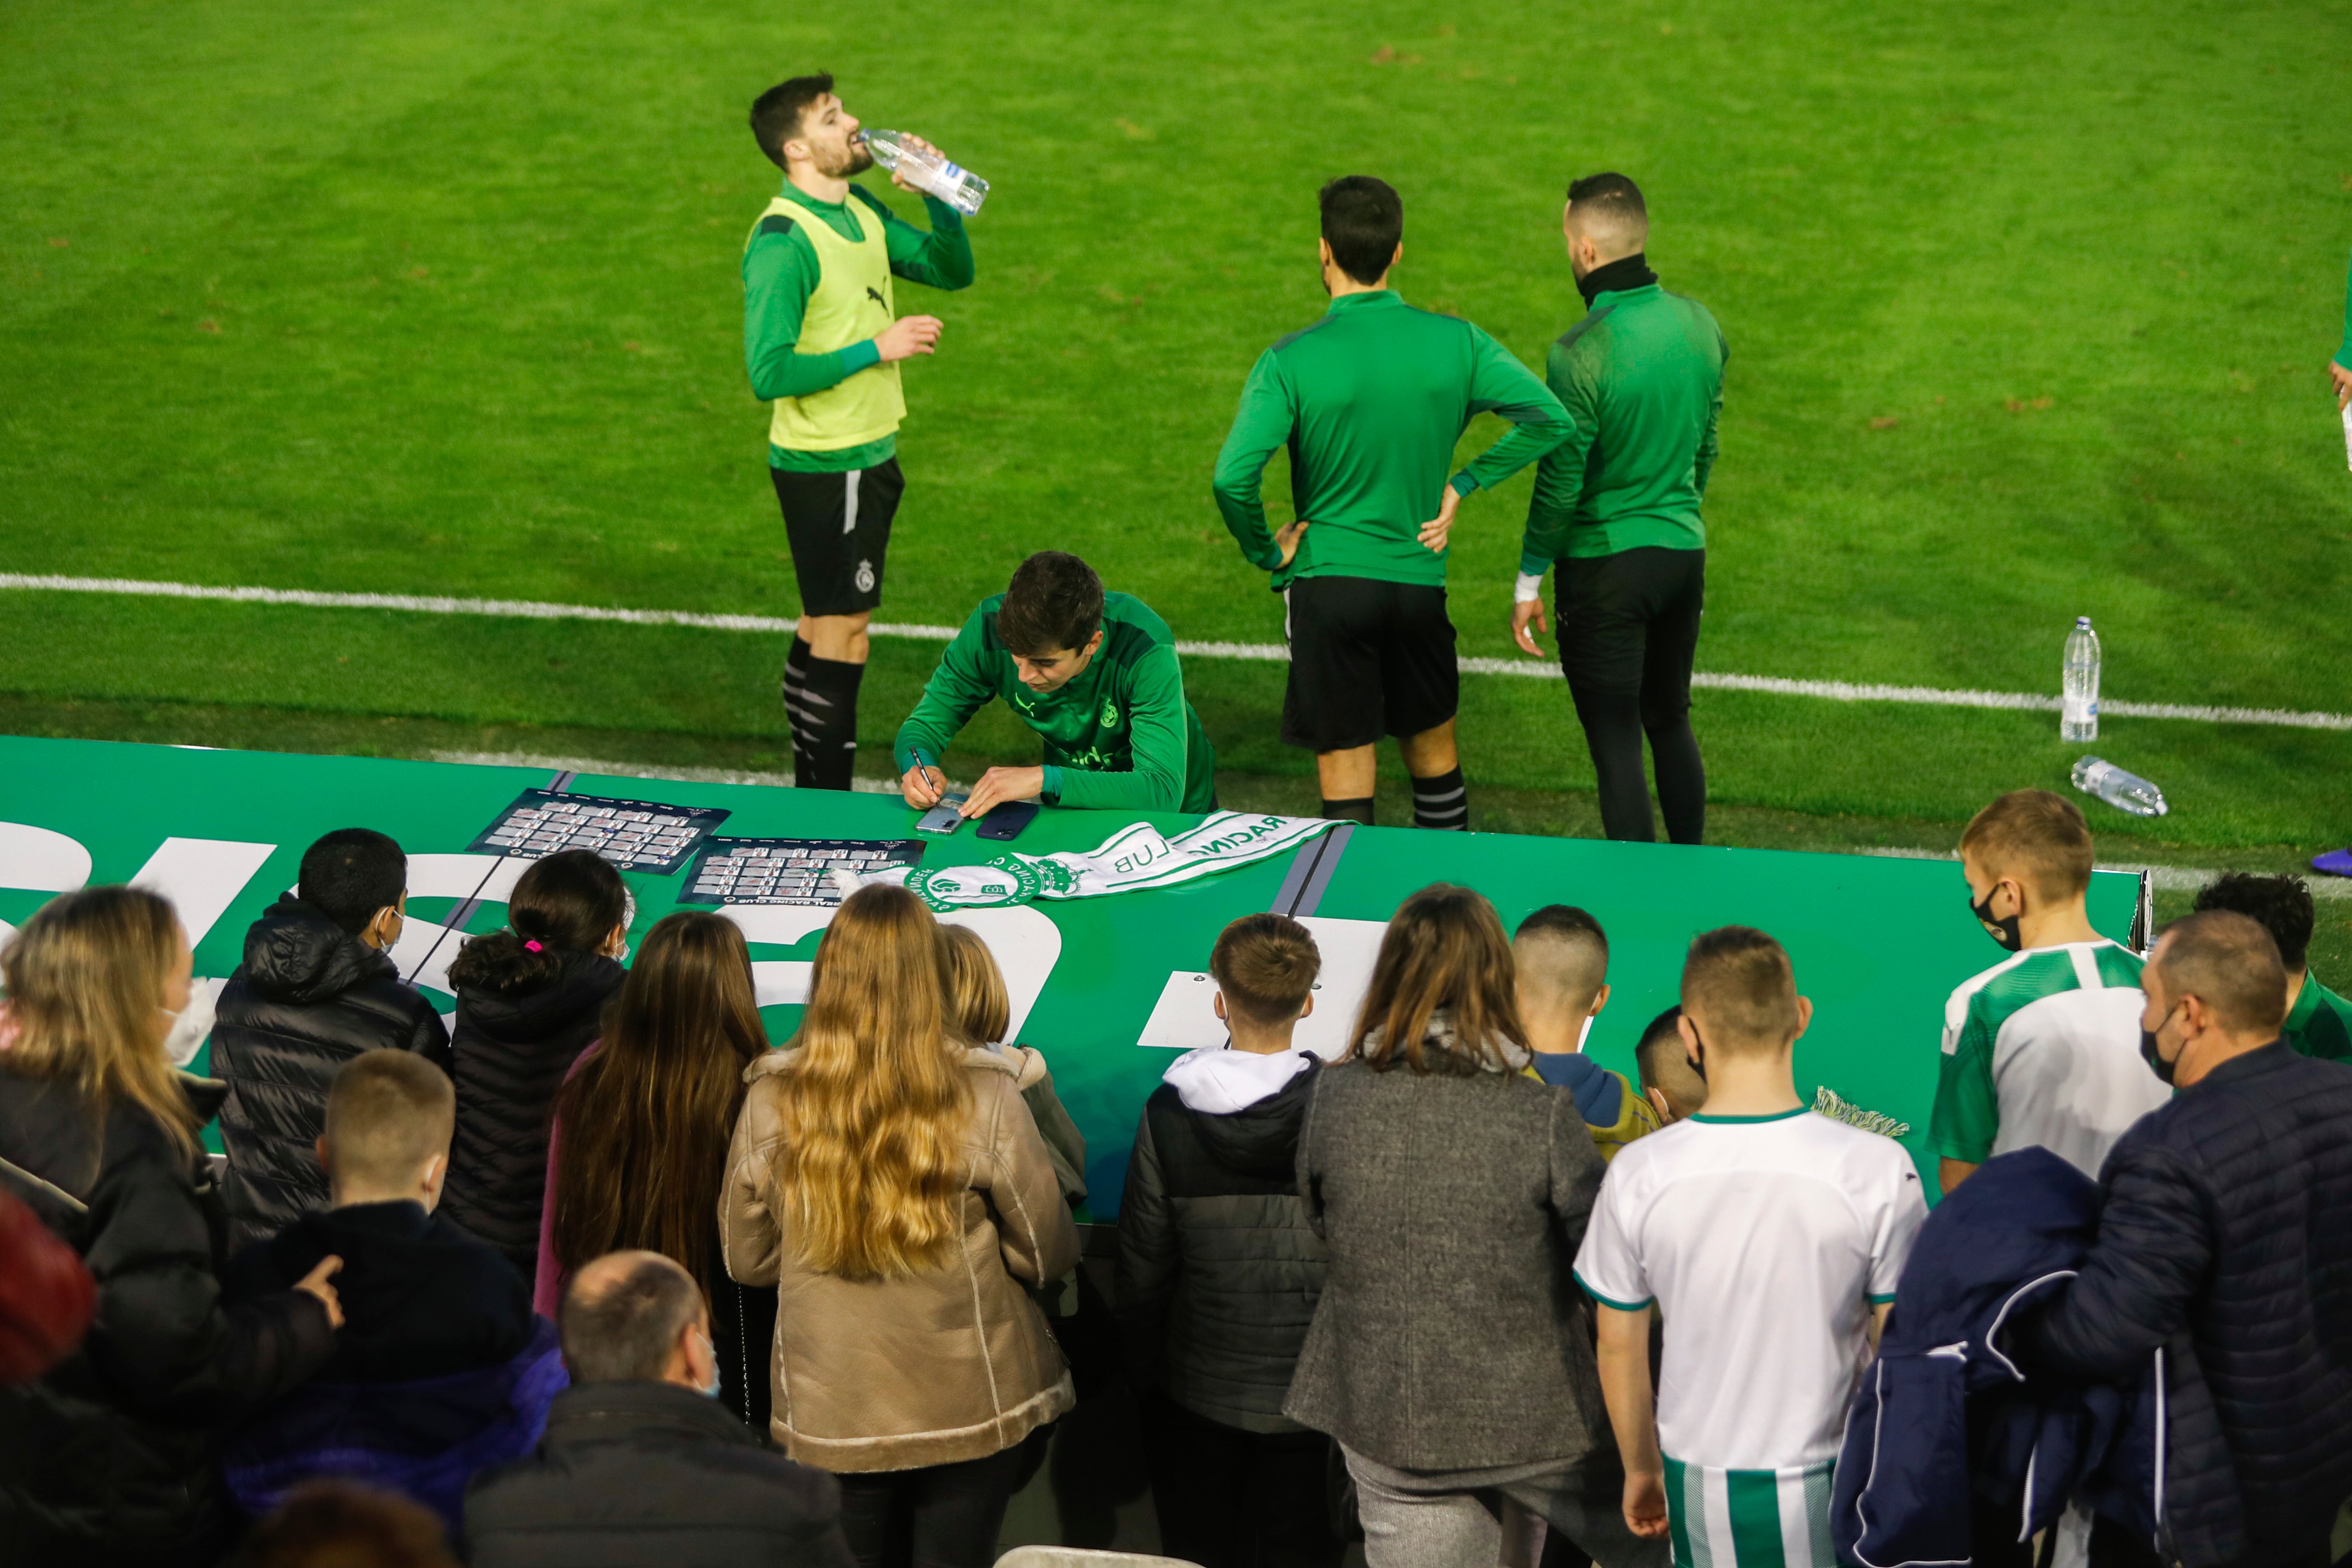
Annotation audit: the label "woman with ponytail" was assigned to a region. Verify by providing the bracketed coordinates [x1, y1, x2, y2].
[442, 850, 628, 1281]
[535, 909, 773, 1430]
[0, 886, 343, 1566]
[723, 883, 1077, 1568]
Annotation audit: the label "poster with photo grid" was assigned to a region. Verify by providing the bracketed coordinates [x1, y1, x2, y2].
[465, 790, 730, 874]
[677, 837, 927, 907]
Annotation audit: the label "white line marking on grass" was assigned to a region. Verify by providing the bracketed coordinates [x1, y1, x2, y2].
[0, 572, 960, 641]
[8, 573, 2348, 731]
[1862, 846, 2352, 899]
[426, 751, 908, 792]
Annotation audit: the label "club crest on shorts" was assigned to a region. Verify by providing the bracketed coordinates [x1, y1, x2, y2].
[854, 559, 876, 594]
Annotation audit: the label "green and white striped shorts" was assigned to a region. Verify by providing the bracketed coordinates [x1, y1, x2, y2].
[1663, 1457, 1836, 1568]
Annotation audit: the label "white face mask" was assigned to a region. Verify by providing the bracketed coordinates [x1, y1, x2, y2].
[158, 987, 217, 1069]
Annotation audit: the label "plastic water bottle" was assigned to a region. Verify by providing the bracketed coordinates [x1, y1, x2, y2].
[2062, 616, 2100, 742]
[2340, 402, 2352, 473]
[2072, 756, 2167, 817]
[859, 130, 989, 216]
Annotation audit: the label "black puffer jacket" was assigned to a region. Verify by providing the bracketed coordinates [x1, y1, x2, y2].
[1116, 1052, 1326, 1432]
[464, 1381, 857, 1568]
[2021, 1043, 2352, 1568]
[0, 1069, 336, 1567]
[441, 951, 623, 1279]
[212, 896, 452, 1249]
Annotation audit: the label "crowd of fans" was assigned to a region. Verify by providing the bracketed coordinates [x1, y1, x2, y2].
[1, 792, 2349, 1568]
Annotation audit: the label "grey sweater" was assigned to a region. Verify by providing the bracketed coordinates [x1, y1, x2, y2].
[1283, 1037, 1609, 1470]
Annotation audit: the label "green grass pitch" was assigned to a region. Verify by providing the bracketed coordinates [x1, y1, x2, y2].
[3, 0, 2349, 866]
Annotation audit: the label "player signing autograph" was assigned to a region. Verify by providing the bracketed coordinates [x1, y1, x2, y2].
[896, 552, 1218, 820]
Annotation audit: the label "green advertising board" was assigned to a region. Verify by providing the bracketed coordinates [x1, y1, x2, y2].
[0, 736, 2146, 1211]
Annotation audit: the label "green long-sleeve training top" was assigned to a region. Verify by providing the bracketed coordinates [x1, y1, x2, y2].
[894, 592, 1219, 815]
[742, 180, 974, 472]
[1212, 290, 1572, 590]
[1519, 280, 1727, 572]
[2337, 246, 2352, 371]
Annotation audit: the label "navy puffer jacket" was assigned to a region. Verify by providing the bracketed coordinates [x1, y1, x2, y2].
[2020, 1042, 2352, 1568]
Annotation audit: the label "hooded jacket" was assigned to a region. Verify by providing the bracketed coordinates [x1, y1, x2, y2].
[0, 1068, 335, 1566]
[212, 896, 452, 1249]
[719, 1045, 1079, 1471]
[442, 950, 625, 1279]
[1116, 1045, 1326, 1433]
[1831, 1147, 2162, 1568]
[1283, 1018, 1609, 1470]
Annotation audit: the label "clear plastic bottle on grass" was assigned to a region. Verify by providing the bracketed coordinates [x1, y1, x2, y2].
[2072, 756, 2167, 817]
[860, 130, 989, 216]
[2063, 616, 2101, 742]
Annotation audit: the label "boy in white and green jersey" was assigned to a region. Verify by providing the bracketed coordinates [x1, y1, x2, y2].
[1932, 791, 2165, 1192]
[1576, 927, 1925, 1568]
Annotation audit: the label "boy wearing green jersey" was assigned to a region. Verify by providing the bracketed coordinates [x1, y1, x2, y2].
[896, 552, 1218, 820]
[2192, 872, 2352, 1063]
[1932, 791, 2164, 1194]
[1212, 176, 1570, 830]
[744, 75, 975, 791]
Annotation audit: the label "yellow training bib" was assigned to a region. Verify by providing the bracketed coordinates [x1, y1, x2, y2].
[751, 191, 905, 453]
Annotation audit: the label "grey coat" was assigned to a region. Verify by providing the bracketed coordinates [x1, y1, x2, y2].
[1282, 1036, 1609, 1471]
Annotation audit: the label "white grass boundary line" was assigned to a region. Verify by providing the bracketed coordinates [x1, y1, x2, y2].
[8, 572, 2348, 732]
[1862, 846, 2352, 900]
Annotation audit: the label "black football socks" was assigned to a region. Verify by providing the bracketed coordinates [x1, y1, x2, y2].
[1412, 767, 1469, 831]
[1320, 796, 1376, 825]
[782, 636, 864, 791]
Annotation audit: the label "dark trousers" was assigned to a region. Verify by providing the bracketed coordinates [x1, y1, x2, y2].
[1141, 1390, 1343, 1568]
[835, 1428, 1048, 1568]
[1554, 547, 1706, 845]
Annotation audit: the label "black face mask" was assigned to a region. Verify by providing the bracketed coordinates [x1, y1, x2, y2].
[1970, 885, 2023, 952]
[2140, 1002, 2182, 1086]
[1684, 1021, 1708, 1083]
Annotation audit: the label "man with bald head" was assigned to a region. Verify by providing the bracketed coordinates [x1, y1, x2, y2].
[465, 1251, 854, 1567]
[1510, 173, 1727, 846]
[2018, 912, 2352, 1568]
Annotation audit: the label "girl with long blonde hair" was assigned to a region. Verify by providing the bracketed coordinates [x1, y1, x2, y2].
[0, 886, 343, 1565]
[724, 883, 1078, 1568]
[939, 921, 1087, 1205]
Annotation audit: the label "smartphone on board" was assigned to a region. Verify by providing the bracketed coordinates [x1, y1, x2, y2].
[975, 800, 1041, 841]
[916, 794, 970, 835]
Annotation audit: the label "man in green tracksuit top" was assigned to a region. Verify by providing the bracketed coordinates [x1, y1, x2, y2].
[1510, 173, 1726, 846]
[2191, 872, 2352, 1063]
[1212, 176, 1570, 830]
[897, 551, 1218, 820]
[744, 73, 975, 791]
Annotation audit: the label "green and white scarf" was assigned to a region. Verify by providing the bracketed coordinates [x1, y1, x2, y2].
[837, 812, 1335, 911]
